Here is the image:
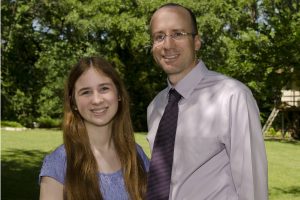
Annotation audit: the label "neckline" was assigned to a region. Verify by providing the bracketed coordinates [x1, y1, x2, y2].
[99, 169, 122, 177]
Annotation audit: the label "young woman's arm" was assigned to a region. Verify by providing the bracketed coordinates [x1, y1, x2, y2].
[39, 177, 64, 200]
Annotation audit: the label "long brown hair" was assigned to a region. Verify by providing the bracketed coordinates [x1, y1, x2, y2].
[63, 56, 147, 200]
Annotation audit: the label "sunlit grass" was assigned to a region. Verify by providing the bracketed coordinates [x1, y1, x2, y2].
[1, 128, 63, 151]
[134, 132, 150, 156]
[265, 140, 300, 200]
[1, 129, 300, 200]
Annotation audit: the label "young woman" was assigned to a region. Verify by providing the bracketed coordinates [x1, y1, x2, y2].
[39, 56, 148, 200]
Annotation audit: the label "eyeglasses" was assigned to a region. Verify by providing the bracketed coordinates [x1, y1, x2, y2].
[152, 31, 196, 44]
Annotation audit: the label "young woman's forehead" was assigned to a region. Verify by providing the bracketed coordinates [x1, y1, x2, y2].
[75, 68, 113, 88]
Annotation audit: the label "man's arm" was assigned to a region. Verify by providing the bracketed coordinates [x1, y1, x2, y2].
[228, 90, 268, 200]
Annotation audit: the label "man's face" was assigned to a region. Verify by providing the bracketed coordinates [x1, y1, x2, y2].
[150, 6, 201, 85]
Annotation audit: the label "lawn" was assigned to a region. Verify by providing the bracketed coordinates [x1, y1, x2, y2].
[1, 129, 300, 200]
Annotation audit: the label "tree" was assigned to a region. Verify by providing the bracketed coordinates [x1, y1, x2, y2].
[2, 0, 299, 132]
[2, 0, 45, 125]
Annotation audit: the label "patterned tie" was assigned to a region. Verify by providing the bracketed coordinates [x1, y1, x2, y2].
[147, 89, 182, 200]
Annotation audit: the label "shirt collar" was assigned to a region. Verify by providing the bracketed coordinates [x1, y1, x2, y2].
[166, 60, 208, 100]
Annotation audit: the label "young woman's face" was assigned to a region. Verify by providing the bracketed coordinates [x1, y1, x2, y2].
[74, 67, 119, 129]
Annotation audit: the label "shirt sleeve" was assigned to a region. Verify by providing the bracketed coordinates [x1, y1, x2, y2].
[39, 145, 66, 185]
[136, 144, 150, 172]
[228, 89, 268, 200]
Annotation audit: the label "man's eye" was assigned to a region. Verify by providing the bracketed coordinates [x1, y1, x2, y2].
[173, 32, 184, 39]
[153, 34, 165, 42]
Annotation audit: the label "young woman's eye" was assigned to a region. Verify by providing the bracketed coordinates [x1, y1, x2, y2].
[99, 86, 110, 93]
[80, 90, 91, 95]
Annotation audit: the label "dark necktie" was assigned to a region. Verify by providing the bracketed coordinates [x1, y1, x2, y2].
[146, 89, 182, 200]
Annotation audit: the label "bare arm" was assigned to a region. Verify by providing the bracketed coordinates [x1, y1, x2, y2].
[39, 177, 64, 200]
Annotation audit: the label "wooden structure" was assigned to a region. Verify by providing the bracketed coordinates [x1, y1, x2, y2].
[262, 72, 300, 138]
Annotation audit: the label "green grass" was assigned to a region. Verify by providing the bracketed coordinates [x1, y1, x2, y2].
[265, 139, 300, 200]
[1, 129, 300, 200]
[1, 129, 63, 200]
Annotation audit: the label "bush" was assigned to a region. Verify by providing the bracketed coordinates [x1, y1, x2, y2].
[265, 127, 283, 137]
[267, 127, 277, 136]
[37, 117, 62, 128]
[1, 121, 24, 128]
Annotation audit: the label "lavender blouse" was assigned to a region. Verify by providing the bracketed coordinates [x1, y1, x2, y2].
[39, 144, 149, 199]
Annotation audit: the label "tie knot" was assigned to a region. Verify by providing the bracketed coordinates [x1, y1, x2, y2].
[168, 89, 182, 103]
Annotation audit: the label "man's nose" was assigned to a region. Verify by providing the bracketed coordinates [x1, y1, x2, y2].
[162, 35, 176, 48]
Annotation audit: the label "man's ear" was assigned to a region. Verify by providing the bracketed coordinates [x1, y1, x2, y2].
[194, 35, 201, 51]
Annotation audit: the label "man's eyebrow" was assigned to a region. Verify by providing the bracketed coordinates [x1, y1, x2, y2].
[153, 29, 185, 34]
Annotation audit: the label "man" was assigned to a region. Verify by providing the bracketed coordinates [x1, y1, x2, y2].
[146, 3, 268, 200]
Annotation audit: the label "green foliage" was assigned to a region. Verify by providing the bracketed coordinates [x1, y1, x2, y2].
[1, 121, 24, 128]
[265, 127, 281, 137]
[1, 0, 299, 130]
[36, 117, 62, 128]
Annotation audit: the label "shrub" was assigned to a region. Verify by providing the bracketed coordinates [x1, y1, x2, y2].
[37, 117, 62, 128]
[265, 127, 280, 137]
[1, 121, 24, 128]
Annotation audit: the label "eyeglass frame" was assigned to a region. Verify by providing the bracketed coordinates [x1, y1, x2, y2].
[151, 31, 197, 45]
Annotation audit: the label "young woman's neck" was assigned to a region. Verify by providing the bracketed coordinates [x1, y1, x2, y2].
[85, 123, 121, 173]
[85, 123, 114, 151]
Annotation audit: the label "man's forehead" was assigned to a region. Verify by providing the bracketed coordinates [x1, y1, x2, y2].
[151, 6, 188, 20]
[150, 6, 191, 31]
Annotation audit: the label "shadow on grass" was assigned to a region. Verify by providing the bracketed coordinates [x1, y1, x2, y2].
[1, 149, 48, 200]
[265, 137, 300, 145]
[271, 186, 300, 197]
